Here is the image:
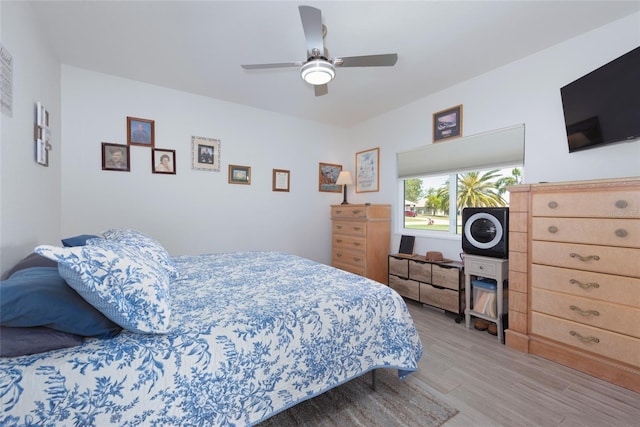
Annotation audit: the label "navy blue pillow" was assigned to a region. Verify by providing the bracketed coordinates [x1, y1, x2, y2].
[0, 326, 85, 357]
[0, 267, 121, 337]
[61, 234, 101, 247]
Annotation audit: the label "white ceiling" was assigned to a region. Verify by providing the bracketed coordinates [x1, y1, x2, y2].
[26, 1, 640, 127]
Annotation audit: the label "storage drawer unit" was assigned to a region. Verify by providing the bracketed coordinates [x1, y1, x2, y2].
[388, 254, 464, 318]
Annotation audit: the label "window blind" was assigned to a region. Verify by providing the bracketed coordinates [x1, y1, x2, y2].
[396, 124, 525, 178]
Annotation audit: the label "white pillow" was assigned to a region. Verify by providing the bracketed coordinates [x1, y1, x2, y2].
[100, 228, 177, 278]
[35, 243, 172, 334]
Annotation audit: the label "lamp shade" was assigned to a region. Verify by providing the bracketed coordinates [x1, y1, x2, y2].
[301, 59, 336, 85]
[335, 171, 353, 185]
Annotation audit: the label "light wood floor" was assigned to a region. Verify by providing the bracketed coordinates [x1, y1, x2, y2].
[402, 300, 640, 427]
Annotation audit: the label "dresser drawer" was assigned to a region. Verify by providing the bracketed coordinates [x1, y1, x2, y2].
[409, 260, 431, 283]
[332, 220, 367, 237]
[431, 264, 461, 291]
[532, 241, 640, 277]
[420, 283, 461, 313]
[532, 189, 640, 218]
[531, 264, 640, 308]
[389, 256, 409, 278]
[532, 288, 640, 338]
[332, 248, 366, 270]
[333, 260, 366, 277]
[389, 275, 420, 300]
[331, 206, 368, 219]
[531, 312, 640, 367]
[332, 234, 367, 253]
[465, 258, 497, 276]
[532, 217, 640, 248]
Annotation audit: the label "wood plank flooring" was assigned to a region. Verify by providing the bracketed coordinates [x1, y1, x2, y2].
[403, 300, 640, 427]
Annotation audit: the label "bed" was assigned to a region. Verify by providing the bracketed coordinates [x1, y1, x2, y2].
[0, 229, 422, 426]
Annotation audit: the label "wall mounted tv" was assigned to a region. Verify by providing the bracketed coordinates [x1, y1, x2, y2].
[560, 46, 640, 153]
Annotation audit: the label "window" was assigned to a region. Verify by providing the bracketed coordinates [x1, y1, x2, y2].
[403, 166, 523, 234]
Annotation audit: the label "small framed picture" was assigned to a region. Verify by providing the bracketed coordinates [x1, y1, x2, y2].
[127, 116, 155, 147]
[152, 148, 176, 175]
[229, 164, 251, 185]
[273, 169, 290, 192]
[319, 162, 342, 192]
[102, 142, 130, 171]
[192, 136, 221, 171]
[35, 139, 48, 166]
[433, 105, 463, 142]
[355, 147, 380, 193]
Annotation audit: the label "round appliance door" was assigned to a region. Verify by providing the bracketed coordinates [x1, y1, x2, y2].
[463, 212, 504, 249]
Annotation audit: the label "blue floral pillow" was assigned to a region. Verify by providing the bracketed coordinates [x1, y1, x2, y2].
[35, 243, 172, 334]
[100, 228, 177, 278]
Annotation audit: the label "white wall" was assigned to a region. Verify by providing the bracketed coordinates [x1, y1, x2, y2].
[0, 1, 62, 273]
[349, 12, 640, 261]
[60, 67, 349, 262]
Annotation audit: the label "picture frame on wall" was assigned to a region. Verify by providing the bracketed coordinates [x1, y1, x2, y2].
[127, 116, 155, 147]
[272, 169, 290, 192]
[229, 164, 251, 185]
[192, 136, 220, 171]
[101, 142, 130, 172]
[355, 147, 380, 193]
[152, 148, 176, 175]
[433, 104, 463, 142]
[318, 162, 342, 193]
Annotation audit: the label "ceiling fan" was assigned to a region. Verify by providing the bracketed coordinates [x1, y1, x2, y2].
[241, 5, 398, 96]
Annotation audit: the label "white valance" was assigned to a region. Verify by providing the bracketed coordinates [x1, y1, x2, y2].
[396, 124, 525, 178]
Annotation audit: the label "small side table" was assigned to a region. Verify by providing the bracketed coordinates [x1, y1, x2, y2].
[464, 254, 509, 343]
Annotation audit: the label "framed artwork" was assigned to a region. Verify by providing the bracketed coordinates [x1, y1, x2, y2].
[192, 136, 221, 171]
[152, 148, 176, 175]
[272, 169, 290, 192]
[127, 116, 155, 147]
[318, 162, 342, 192]
[433, 105, 463, 142]
[229, 164, 251, 185]
[355, 147, 380, 193]
[101, 142, 130, 172]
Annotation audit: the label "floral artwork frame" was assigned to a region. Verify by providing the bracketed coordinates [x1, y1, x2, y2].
[318, 162, 342, 193]
[127, 116, 155, 147]
[229, 164, 251, 185]
[152, 148, 176, 175]
[101, 142, 130, 172]
[355, 147, 380, 193]
[192, 136, 220, 171]
[433, 104, 463, 142]
[272, 169, 290, 192]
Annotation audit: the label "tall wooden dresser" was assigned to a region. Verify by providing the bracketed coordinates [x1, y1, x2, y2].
[331, 204, 390, 283]
[506, 178, 640, 392]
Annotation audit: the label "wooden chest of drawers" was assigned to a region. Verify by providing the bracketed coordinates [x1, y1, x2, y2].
[506, 178, 640, 392]
[331, 204, 390, 283]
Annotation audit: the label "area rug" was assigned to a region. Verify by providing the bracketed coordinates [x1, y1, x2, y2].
[257, 369, 458, 426]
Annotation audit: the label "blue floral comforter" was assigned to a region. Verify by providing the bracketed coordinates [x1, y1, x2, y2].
[0, 251, 423, 426]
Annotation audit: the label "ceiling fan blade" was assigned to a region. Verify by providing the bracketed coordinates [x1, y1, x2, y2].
[314, 84, 328, 97]
[241, 62, 302, 70]
[334, 53, 398, 67]
[299, 5, 324, 57]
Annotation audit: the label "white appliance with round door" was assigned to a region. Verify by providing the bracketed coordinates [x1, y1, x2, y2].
[462, 207, 509, 259]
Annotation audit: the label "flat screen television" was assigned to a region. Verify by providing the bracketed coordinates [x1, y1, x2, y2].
[560, 46, 640, 153]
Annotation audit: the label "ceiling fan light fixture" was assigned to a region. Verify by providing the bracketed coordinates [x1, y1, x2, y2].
[300, 59, 335, 85]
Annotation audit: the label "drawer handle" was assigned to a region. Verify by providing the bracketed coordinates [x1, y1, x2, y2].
[353, 257, 361, 262]
[570, 305, 600, 317]
[570, 330, 600, 344]
[336, 239, 343, 243]
[615, 228, 628, 238]
[352, 210, 362, 215]
[336, 253, 343, 258]
[570, 279, 600, 289]
[335, 210, 343, 214]
[570, 253, 600, 262]
[352, 242, 361, 246]
[615, 200, 628, 209]
[548, 226, 558, 233]
[548, 201, 558, 209]
[336, 225, 343, 229]
[354, 227, 362, 231]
